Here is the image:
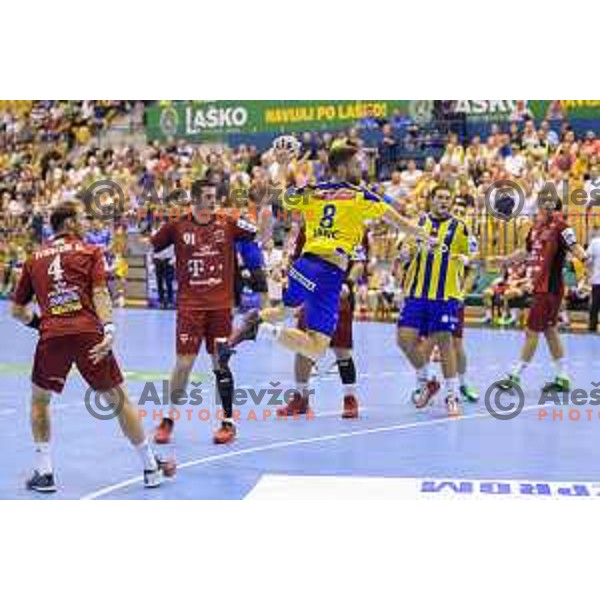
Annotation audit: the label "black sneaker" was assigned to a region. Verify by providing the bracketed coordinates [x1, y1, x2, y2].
[541, 375, 571, 393]
[26, 470, 57, 493]
[143, 467, 162, 488]
[229, 309, 262, 346]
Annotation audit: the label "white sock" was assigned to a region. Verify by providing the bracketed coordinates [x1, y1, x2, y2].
[258, 323, 281, 341]
[294, 380, 310, 399]
[136, 439, 157, 472]
[444, 377, 459, 400]
[416, 366, 427, 386]
[485, 308, 492, 319]
[458, 372, 467, 387]
[35, 442, 52, 475]
[510, 360, 529, 376]
[553, 357, 567, 379]
[510, 308, 518, 320]
[425, 362, 436, 380]
[343, 384, 357, 397]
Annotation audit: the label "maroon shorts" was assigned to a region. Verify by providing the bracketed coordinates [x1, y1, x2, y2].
[297, 303, 353, 349]
[527, 292, 562, 332]
[176, 309, 232, 356]
[32, 332, 124, 394]
[453, 304, 465, 339]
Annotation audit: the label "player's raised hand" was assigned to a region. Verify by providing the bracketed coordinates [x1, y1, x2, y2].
[273, 135, 300, 166]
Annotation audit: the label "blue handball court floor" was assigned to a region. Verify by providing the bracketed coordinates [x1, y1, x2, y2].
[1, 302, 600, 500]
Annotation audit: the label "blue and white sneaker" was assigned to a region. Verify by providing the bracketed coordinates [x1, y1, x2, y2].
[26, 470, 57, 493]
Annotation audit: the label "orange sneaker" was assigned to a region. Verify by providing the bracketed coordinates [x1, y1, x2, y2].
[342, 394, 359, 419]
[213, 421, 237, 445]
[154, 418, 174, 445]
[277, 392, 309, 417]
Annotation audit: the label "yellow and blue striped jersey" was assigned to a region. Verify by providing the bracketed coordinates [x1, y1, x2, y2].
[282, 182, 390, 261]
[403, 214, 475, 301]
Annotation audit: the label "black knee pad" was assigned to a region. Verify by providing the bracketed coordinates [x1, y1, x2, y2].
[250, 268, 268, 293]
[214, 367, 234, 419]
[214, 367, 234, 396]
[337, 357, 356, 385]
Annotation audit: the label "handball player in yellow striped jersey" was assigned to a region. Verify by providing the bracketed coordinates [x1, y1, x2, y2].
[217, 138, 436, 366]
[397, 183, 476, 416]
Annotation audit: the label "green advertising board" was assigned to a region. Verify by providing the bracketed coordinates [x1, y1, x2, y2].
[146, 100, 600, 141]
[146, 100, 411, 140]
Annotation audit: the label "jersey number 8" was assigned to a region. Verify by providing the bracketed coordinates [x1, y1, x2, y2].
[320, 204, 336, 229]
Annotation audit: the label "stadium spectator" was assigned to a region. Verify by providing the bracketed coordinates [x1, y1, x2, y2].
[400, 159, 423, 191]
[383, 170, 407, 205]
[376, 123, 398, 180]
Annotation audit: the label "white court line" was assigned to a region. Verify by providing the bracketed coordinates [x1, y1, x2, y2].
[80, 404, 541, 500]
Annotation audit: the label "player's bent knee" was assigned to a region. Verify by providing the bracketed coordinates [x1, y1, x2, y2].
[333, 347, 352, 360]
[175, 354, 196, 373]
[307, 330, 330, 352]
[31, 384, 51, 405]
[102, 384, 128, 406]
[396, 327, 417, 349]
[432, 331, 453, 348]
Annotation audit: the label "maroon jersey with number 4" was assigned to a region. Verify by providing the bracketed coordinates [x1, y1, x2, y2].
[151, 216, 256, 311]
[13, 234, 107, 339]
[526, 214, 577, 294]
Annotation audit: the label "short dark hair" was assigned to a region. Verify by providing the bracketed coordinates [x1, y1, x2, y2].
[50, 200, 80, 233]
[191, 178, 216, 199]
[431, 183, 453, 198]
[328, 142, 358, 170]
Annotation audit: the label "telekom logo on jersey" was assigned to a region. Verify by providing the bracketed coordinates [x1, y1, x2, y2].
[182, 229, 225, 281]
[187, 259, 223, 281]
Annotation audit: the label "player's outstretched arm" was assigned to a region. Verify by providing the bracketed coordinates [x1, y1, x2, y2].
[381, 205, 435, 245]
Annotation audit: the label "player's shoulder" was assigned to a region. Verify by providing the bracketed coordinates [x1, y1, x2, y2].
[451, 216, 470, 233]
[289, 182, 317, 195]
[223, 211, 256, 235]
[308, 181, 372, 201]
[553, 213, 571, 230]
[72, 238, 103, 261]
[418, 212, 431, 227]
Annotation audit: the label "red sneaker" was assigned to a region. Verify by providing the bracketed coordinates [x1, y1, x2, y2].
[277, 392, 309, 417]
[213, 421, 237, 445]
[414, 378, 440, 409]
[154, 418, 174, 445]
[156, 457, 177, 479]
[342, 394, 359, 419]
